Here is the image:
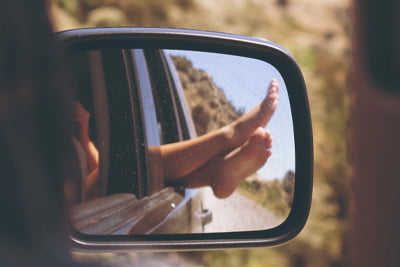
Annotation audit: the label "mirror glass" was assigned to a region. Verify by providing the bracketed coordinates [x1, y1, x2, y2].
[66, 48, 295, 235]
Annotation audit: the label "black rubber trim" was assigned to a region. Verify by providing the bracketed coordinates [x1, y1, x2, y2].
[58, 27, 313, 251]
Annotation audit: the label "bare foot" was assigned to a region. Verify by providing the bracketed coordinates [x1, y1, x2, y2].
[210, 128, 272, 198]
[223, 79, 279, 148]
[161, 79, 278, 182]
[180, 128, 273, 198]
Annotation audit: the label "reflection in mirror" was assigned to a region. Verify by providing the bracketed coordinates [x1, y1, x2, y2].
[66, 48, 295, 235]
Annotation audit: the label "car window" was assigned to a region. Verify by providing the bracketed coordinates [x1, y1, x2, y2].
[100, 49, 142, 197]
[159, 49, 197, 141]
[69, 47, 206, 236]
[70, 48, 185, 200]
[143, 49, 183, 143]
[130, 49, 165, 195]
[69, 49, 145, 200]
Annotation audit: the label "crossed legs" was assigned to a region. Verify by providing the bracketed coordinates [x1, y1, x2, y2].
[162, 79, 279, 198]
[73, 79, 279, 201]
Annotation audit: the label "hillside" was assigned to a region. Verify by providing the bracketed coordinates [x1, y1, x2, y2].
[171, 55, 242, 135]
[171, 55, 294, 218]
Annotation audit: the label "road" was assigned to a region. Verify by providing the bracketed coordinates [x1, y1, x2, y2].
[201, 187, 283, 233]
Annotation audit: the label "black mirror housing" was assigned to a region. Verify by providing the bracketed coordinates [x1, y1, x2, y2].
[57, 27, 313, 251]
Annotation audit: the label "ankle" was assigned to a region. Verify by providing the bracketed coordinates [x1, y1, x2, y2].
[220, 122, 242, 149]
[208, 157, 236, 199]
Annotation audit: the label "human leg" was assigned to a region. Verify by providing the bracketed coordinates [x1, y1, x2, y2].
[162, 79, 278, 181]
[180, 128, 273, 198]
[222, 78, 279, 148]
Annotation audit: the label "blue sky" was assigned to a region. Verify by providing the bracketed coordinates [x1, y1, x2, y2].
[167, 50, 295, 180]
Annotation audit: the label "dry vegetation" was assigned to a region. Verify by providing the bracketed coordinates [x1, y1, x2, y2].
[171, 55, 242, 135]
[51, 0, 351, 266]
[238, 171, 295, 219]
[172, 55, 295, 219]
[172, 55, 294, 219]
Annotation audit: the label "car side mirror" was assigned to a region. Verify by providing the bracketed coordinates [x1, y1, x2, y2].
[57, 28, 313, 251]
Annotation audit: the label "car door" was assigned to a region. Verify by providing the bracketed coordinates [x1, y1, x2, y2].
[69, 48, 207, 235]
[136, 48, 208, 234]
